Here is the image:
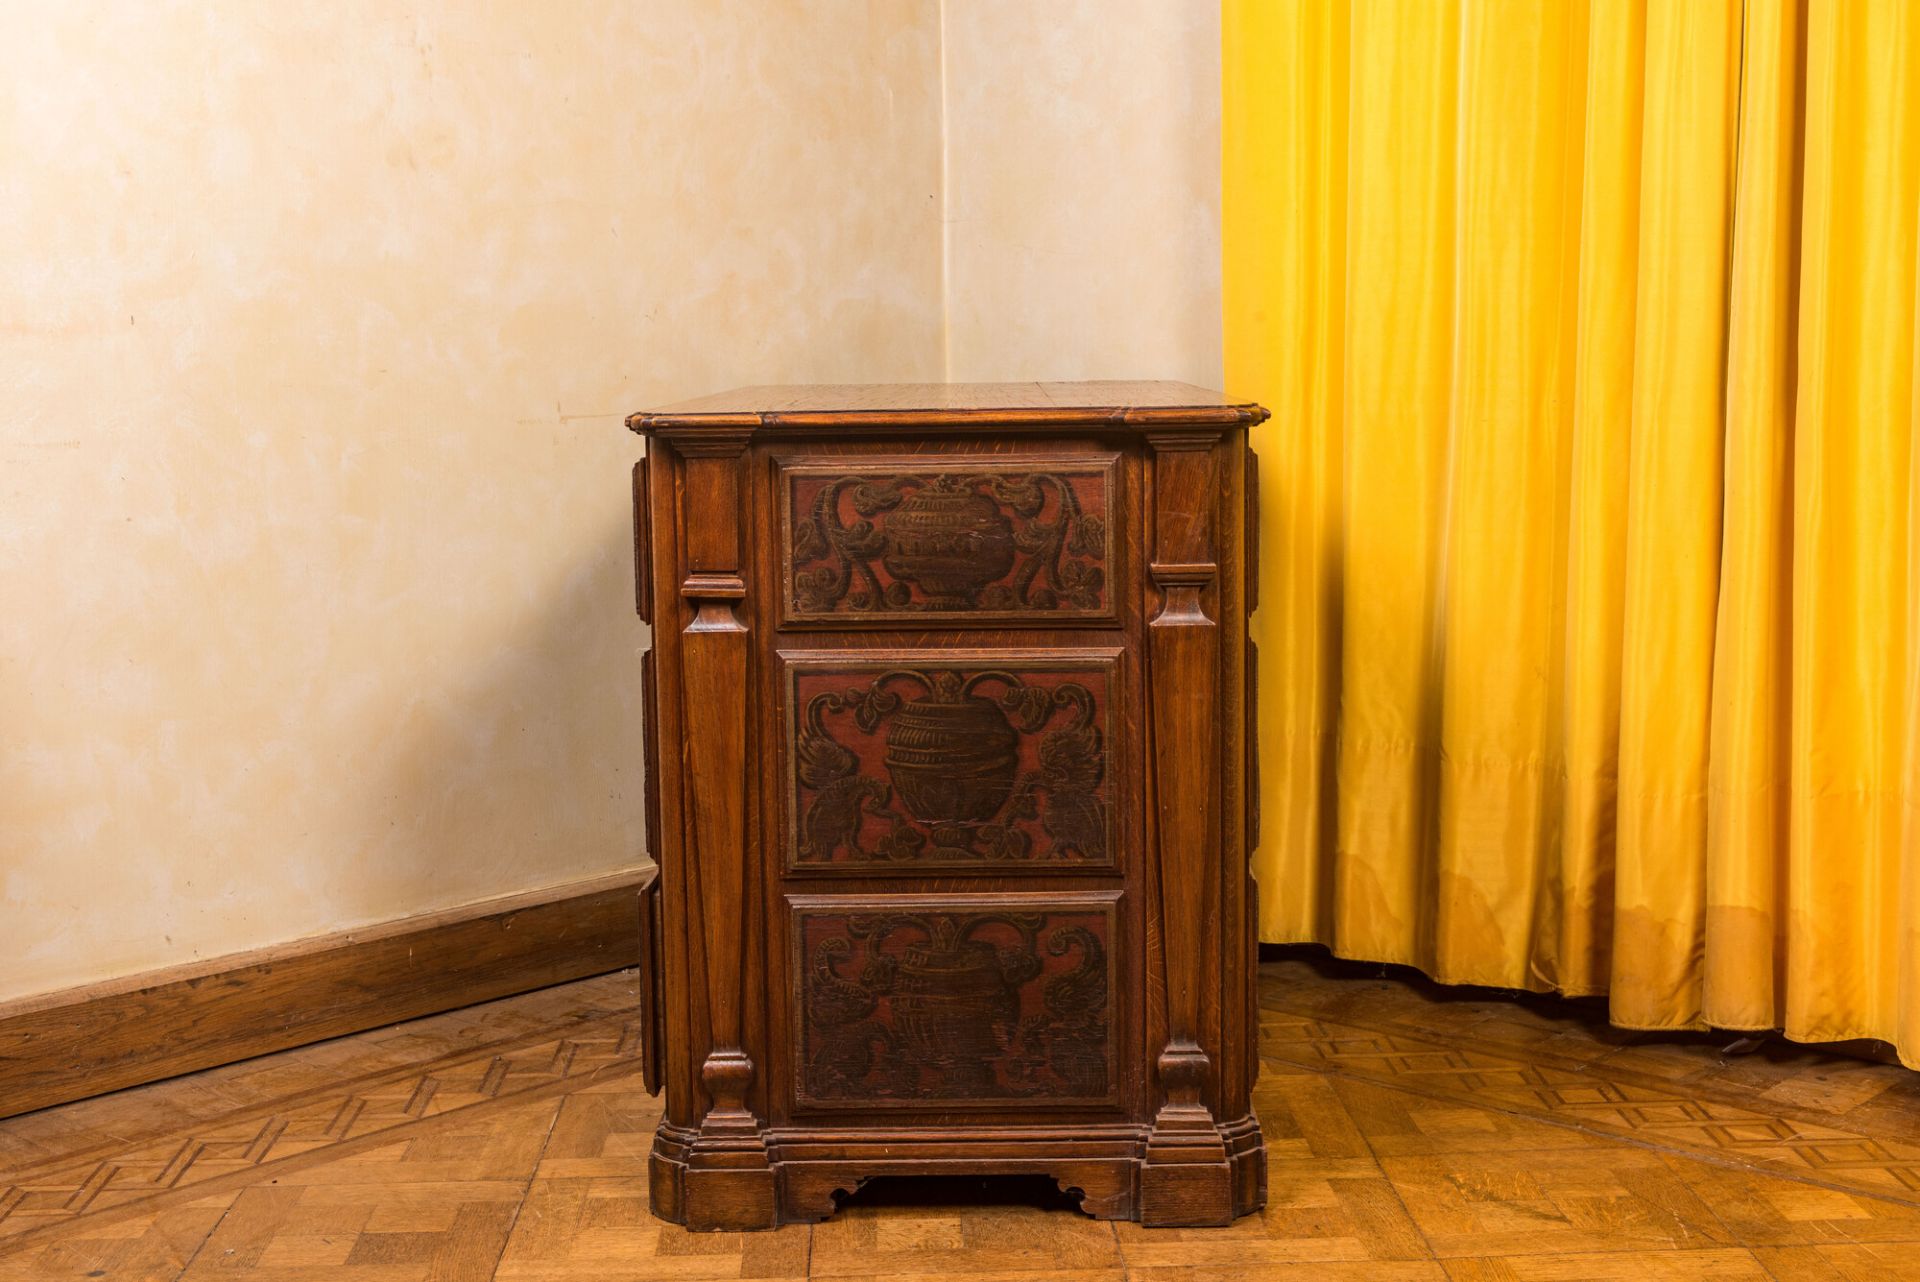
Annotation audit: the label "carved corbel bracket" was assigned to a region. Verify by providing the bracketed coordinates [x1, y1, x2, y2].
[1149, 560, 1217, 625]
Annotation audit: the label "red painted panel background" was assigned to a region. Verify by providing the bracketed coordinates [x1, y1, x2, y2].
[790, 663, 1114, 868]
[785, 465, 1112, 619]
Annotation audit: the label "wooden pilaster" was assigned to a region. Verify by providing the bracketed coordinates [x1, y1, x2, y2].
[662, 426, 776, 1230]
[1139, 427, 1233, 1226]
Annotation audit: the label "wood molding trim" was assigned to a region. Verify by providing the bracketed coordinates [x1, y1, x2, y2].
[0, 867, 654, 1120]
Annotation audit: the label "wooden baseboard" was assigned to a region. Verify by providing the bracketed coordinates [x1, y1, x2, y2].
[0, 868, 653, 1120]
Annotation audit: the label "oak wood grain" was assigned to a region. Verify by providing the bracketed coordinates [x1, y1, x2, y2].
[640, 380, 1255, 415]
[1140, 428, 1234, 1225]
[631, 382, 1270, 438]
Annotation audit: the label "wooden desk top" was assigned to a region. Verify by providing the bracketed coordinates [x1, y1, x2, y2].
[628, 381, 1266, 437]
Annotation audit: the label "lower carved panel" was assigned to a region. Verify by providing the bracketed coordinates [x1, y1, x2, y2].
[792, 898, 1117, 1108]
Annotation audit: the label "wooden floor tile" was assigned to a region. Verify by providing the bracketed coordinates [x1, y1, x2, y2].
[524, 1090, 662, 1181]
[1255, 1072, 1376, 1159]
[0, 1016, 638, 1252]
[1753, 1242, 1920, 1280]
[0, 975, 638, 1181]
[1117, 1169, 1429, 1267]
[8, 957, 1920, 1277]
[1323, 1076, 1600, 1157]
[807, 1190, 1121, 1277]
[494, 1171, 813, 1281]
[1259, 987, 1920, 1201]
[1440, 1247, 1773, 1279]
[1380, 1143, 1738, 1257]
[810, 1273, 1122, 1282]
[1126, 1263, 1446, 1281]
[1656, 1149, 1920, 1246]
[0, 1195, 236, 1282]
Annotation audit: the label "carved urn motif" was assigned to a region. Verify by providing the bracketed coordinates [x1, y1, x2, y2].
[882, 671, 1020, 824]
[886, 917, 1041, 1091]
[880, 477, 1016, 607]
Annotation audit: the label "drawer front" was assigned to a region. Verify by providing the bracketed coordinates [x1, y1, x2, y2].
[778, 454, 1120, 627]
[780, 648, 1123, 873]
[789, 894, 1119, 1110]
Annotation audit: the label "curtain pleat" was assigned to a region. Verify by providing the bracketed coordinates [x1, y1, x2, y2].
[1331, 0, 1459, 971]
[1428, 1, 1580, 990]
[1222, 0, 1347, 946]
[1225, 0, 1920, 1062]
[1558, 0, 1646, 998]
[1609, 0, 1739, 1029]
[1789, 0, 1920, 1047]
[1705, 0, 1802, 1032]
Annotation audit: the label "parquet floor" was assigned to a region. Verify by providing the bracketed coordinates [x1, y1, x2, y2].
[7, 956, 1920, 1280]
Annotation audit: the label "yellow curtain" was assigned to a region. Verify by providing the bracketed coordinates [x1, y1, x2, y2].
[1224, 0, 1920, 1061]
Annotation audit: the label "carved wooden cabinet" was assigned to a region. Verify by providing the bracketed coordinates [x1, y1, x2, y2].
[626, 382, 1267, 1230]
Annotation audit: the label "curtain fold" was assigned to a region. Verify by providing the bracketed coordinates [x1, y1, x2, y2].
[1224, 0, 1920, 1062]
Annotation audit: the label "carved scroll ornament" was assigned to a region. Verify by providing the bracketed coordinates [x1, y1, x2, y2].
[799, 909, 1112, 1104]
[787, 468, 1110, 618]
[792, 666, 1111, 867]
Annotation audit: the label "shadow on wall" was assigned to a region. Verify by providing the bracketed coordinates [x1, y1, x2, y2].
[362, 499, 651, 916]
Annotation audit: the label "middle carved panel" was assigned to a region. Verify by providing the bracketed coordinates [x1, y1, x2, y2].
[781, 650, 1122, 872]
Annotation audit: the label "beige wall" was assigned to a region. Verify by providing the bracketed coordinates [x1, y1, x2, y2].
[0, 1, 1222, 1002]
[0, 0, 944, 1002]
[941, 0, 1223, 385]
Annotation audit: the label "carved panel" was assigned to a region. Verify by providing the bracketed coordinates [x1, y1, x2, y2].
[783, 653, 1119, 871]
[792, 899, 1117, 1107]
[779, 456, 1118, 624]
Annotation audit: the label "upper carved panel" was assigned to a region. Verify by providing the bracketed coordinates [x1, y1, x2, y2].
[779, 458, 1118, 625]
